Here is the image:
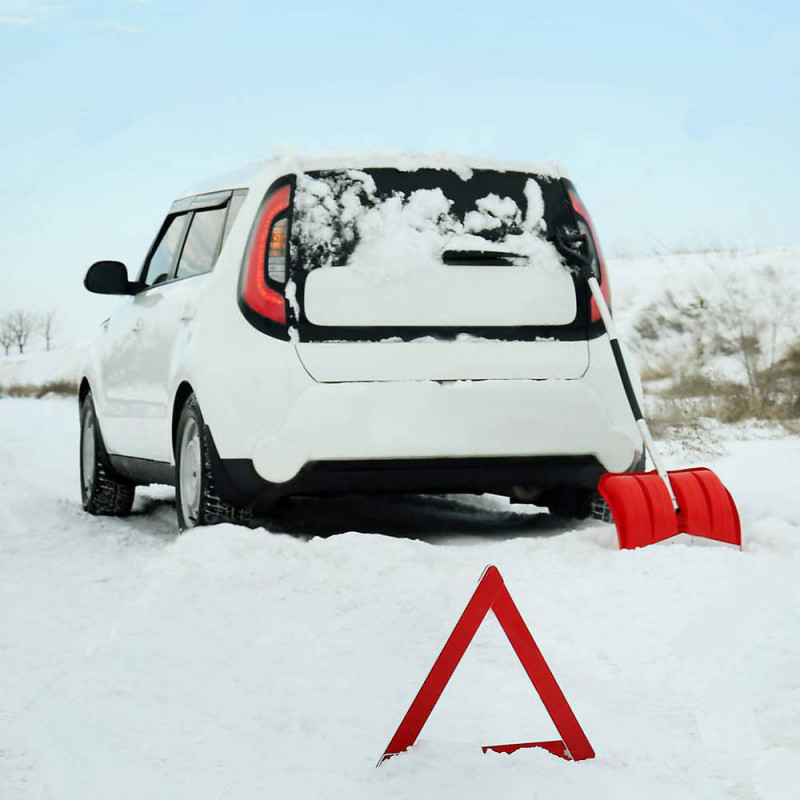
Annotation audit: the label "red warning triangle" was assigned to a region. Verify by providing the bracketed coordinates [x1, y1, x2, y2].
[379, 565, 594, 764]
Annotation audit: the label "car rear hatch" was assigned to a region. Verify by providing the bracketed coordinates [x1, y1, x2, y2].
[289, 167, 589, 382]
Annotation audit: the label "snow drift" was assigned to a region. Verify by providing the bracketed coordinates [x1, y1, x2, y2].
[1, 398, 799, 799]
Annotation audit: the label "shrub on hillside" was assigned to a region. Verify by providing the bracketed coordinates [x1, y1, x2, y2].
[634, 262, 800, 421]
[1, 381, 78, 399]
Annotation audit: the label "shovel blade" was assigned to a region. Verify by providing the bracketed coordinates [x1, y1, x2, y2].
[598, 468, 741, 550]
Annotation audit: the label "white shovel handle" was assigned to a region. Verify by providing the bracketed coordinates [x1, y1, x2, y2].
[586, 276, 679, 511]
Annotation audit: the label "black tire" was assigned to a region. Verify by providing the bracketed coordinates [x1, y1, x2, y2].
[590, 494, 614, 523]
[544, 488, 614, 523]
[542, 487, 594, 521]
[80, 394, 135, 516]
[174, 394, 251, 531]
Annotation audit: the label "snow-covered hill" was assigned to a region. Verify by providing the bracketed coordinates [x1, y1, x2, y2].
[1, 398, 799, 799]
[611, 245, 800, 341]
[0, 346, 84, 389]
[612, 246, 800, 392]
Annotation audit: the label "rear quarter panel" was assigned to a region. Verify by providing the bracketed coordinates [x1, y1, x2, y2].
[168, 178, 315, 464]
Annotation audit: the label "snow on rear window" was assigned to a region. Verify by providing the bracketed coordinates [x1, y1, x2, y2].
[292, 168, 564, 280]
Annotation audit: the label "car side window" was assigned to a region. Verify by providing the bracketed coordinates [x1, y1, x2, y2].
[174, 206, 228, 281]
[141, 214, 190, 288]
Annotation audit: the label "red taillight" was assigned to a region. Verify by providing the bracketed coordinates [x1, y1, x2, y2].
[243, 184, 291, 325]
[567, 188, 611, 322]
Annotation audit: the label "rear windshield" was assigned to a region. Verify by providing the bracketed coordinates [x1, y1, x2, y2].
[291, 168, 563, 273]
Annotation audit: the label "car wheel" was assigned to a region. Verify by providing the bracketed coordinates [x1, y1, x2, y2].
[174, 394, 251, 531]
[543, 487, 594, 520]
[80, 393, 135, 516]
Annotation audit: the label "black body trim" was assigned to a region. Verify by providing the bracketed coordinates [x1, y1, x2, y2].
[213, 453, 608, 511]
[108, 426, 642, 513]
[170, 190, 233, 214]
[108, 455, 175, 486]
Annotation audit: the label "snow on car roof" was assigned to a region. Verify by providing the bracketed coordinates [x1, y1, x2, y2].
[180, 149, 569, 199]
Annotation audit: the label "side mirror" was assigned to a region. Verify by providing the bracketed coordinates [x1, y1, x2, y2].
[84, 261, 135, 295]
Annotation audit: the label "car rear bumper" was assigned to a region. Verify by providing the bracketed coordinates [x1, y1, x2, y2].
[233, 374, 641, 492]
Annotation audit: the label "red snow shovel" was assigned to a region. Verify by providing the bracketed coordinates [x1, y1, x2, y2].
[555, 228, 741, 550]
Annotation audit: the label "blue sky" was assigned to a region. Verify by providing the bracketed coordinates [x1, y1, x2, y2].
[1, 0, 799, 341]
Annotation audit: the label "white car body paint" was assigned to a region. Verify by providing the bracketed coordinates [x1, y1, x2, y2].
[81, 151, 644, 493]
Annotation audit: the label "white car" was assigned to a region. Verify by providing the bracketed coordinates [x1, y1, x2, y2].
[79, 152, 644, 530]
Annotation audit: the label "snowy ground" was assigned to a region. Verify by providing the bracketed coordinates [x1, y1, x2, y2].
[1, 398, 799, 799]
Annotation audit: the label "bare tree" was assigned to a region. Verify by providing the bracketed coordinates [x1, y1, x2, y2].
[0, 314, 14, 356]
[7, 310, 36, 355]
[39, 309, 58, 351]
[705, 265, 799, 412]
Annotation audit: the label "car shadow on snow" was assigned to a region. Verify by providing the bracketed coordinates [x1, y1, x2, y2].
[127, 490, 183, 539]
[254, 493, 582, 543]
[130, 488, 587, 543]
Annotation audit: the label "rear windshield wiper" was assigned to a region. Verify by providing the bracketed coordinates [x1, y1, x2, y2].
[441, 250, 525, 266]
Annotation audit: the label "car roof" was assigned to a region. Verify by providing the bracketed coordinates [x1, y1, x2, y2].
[179, 150, 569, 200]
